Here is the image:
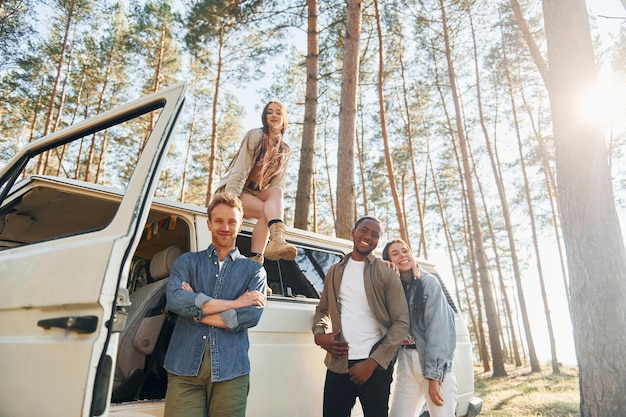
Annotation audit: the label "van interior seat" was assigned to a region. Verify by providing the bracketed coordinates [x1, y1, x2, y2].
[112, 245, 183, 401]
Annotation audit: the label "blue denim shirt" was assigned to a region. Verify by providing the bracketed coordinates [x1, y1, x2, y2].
[404, 268, 456, 382]
[163, 246, 266, 381]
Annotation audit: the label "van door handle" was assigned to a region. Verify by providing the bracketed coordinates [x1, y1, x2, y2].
[37, 315, 99, 334]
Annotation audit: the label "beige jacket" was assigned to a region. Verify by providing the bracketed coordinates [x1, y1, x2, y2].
[312, 252, 409, 373]
[215, 128, 289, 196]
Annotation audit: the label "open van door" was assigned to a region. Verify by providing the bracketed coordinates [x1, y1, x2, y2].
[0, 83, 186, 417]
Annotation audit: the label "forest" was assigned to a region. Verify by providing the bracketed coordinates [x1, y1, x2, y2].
[1, 0, 626, 415]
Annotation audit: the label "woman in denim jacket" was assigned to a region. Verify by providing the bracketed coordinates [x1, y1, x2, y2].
[383, 239, 458, 417]
[214, 100, 296, 264]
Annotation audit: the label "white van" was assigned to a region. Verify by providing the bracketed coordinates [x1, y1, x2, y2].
[0, 84, 482, 417]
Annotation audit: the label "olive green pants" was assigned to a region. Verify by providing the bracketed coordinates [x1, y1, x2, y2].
[164, 344, 250, 417]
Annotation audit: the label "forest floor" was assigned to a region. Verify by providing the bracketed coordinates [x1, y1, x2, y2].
[474, 363, 580, 416]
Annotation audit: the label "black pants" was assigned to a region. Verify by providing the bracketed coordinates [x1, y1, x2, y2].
[323, 359, 394, 417]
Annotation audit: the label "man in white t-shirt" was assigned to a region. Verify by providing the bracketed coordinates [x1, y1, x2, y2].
[312, 216, 409, 417]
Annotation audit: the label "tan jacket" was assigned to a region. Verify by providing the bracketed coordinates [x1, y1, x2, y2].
[312, 252, 409, 373]
[215, 128, 289, 196]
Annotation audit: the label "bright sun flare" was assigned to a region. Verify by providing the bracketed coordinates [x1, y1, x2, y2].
[578, 74, 626, 127]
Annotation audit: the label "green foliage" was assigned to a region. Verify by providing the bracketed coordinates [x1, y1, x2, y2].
[0, 0, 38, 72]
[129, 0, 183, 95]
[185, 0, 264, 41]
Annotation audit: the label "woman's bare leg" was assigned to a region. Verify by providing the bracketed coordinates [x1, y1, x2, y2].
[259, 187, 284, 222]
[239, 187, 284, 254]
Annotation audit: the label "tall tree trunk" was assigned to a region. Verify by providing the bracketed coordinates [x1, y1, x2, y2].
[51, 20, 76, 139]
[510, 0, 568, 309]
[94, 15, 124, 184]
[501, 41, 561, 374]
[466, 215, 491, 373]
[373, 0, 408, 243]
[511, 0, 571, 313]
[85, 30, 117, 183]
[543, 0, 626, 414]
[397, 29, 427, 257]
[431, 44, 490, 371]
[144, 19, 167, 149]
[519, 87, 571, 310]
[53, 10, 80, 135]
[470, 141, 522, 367]
[356, 92, 368, 215]
[482, 11, 543, 372]
[494, 121, 543, 372]
[514, 114, 561, 374]
[181, 100, 198, 202]
[24, 80, 45, 178]
[466, 136, 510, 364]
[509, 0, 549, 87]
[57, 70, 85, 177]
[294, 0, 319, 230]
[37, 0, 76, 175]
[205, 29, 224, 206]
[438, 0, 506, 376]
[429, 154, 480, 358]
[323, 111, 336, 225]
[312, 169, 317, 233]
[28, 79, 45, 147]
[335, 0, 361, 238]
[469, 12, 522, 367]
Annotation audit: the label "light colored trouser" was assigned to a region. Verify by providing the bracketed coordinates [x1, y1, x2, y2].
[164, 344, 249, 417]
[389, 348, 458, 417]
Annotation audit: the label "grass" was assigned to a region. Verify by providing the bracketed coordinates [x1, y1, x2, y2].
[473, 363, 580, 417]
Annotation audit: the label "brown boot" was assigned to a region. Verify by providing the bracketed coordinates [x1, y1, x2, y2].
[264, 222, 297, 261]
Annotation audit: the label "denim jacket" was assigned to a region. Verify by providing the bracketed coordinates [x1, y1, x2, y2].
[163, 246, 266, 382]
[404, 268, 456, 382]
